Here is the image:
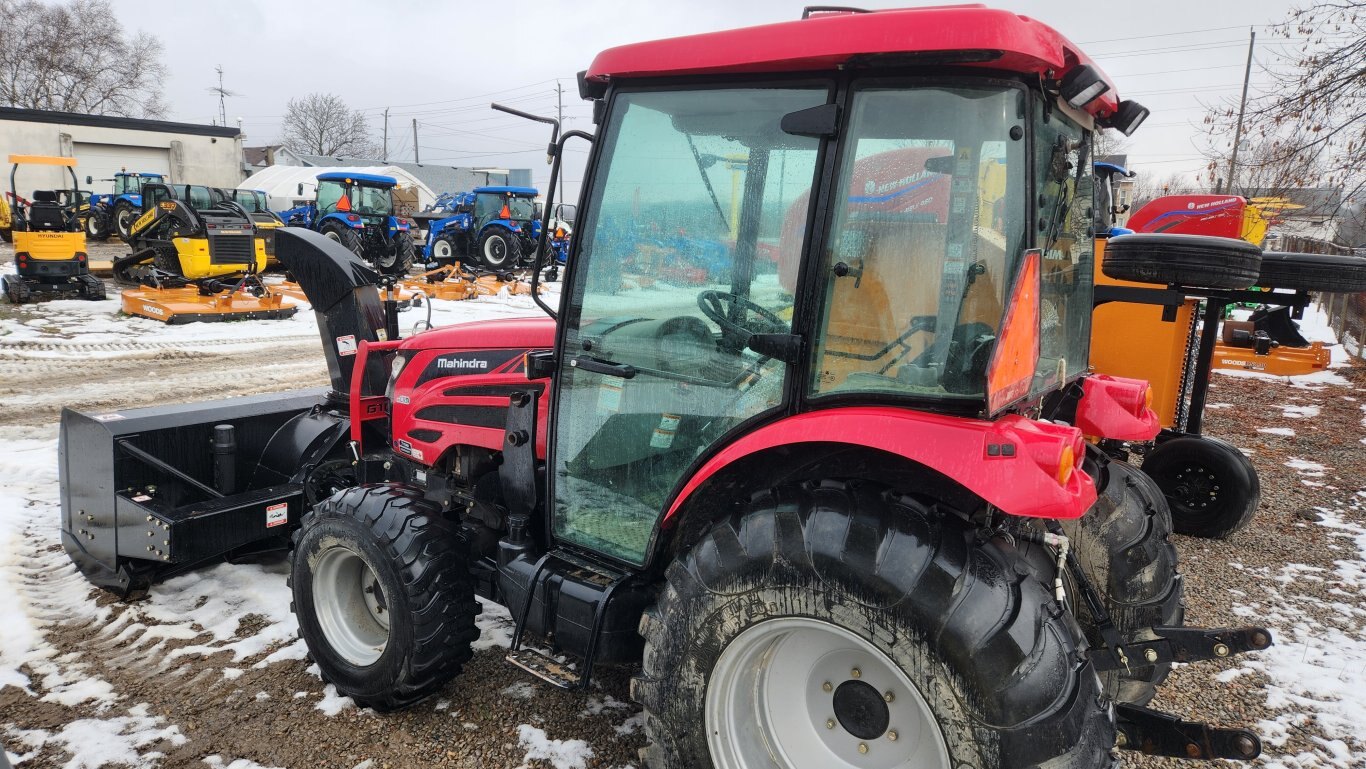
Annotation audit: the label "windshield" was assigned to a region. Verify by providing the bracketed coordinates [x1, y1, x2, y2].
[232, 190, 268, 212]
[474, 192, 535, 223]
[807, 84, 1028, 402]
[317, 180, 393, 217]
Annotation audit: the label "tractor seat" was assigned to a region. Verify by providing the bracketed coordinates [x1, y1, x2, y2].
[27, 191, 66, 231]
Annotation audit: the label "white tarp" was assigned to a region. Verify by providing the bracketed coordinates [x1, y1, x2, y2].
[238, 165, 436, 212]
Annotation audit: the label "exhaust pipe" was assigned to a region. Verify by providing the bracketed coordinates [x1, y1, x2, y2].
[273, 228, 389, 401]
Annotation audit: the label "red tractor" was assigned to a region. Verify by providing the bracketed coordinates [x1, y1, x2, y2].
[62, 7, 1273, 766]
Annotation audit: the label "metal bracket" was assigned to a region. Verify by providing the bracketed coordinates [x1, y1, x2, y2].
[500, 390, 539, 518]
[1116, 703, 1261, 760]
[1091, 625, 1273, 671]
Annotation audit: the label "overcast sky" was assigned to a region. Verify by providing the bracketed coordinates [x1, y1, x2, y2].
[114, 0, 1299, 199]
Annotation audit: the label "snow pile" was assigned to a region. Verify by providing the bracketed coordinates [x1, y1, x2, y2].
[1279, 404, 1322, 419]
[516, 724, 593, 769]
[1258, 427, 1297, 437]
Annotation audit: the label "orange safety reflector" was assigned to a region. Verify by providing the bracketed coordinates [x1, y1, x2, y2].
[499, 204, 512, 219]
[7, 154, 77, 167]
[986, 249, 1042, 415]
[336, 195, 351, 212]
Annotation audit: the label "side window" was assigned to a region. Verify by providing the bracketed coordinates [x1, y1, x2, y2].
[1034, 108, 1094, 386]
[316, 183, 343, 215]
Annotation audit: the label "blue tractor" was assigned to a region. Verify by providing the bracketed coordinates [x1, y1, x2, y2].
[83, 171, 165, 241]
[419, 186, 548, 270]
[277, 172, 415, 275]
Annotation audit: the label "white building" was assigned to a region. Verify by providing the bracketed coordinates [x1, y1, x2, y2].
[0, 106, 242, 191]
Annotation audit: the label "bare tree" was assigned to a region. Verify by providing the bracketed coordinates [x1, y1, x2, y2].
[1130, 172, 1205, 209]
[1199, 2, 1365, 207]
[0, 0, 167, 117]
[1093, 129, 1130, 162]
[280, 93, 376, 157]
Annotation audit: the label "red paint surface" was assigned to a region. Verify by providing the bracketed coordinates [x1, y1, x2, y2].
[666, 407, 1096, 522]
[1127, 195, 1247, 238]
[1074, 374, 1160, 441]
[586, 7, 1121, 119]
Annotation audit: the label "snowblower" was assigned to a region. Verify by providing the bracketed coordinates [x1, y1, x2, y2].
[112, 183, 297, 323]
[2, 155, 106, 304]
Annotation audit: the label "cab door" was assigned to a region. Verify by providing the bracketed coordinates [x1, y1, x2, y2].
[548, 86, 827, 566]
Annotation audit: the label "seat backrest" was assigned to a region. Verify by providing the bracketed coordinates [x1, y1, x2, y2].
[27, 201, 66, 230]
[32, 190, 58, 203]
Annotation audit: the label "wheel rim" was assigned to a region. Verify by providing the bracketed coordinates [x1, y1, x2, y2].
[434, 240, 451, 259]
[86, 215, 99, 236]
[324, 230, 341, 243]
[706, 617, 950, 769]
[116, 209, 131, 235]
[1168, 464, 1220, 513]
[484, 236, 507, 265]
[312, 545, 390, 667]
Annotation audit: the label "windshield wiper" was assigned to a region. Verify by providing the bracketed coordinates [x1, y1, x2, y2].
[684, 134, 730, 231]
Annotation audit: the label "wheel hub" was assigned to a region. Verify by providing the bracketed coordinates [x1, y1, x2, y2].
[833, 679, 891, 740]
[312, 545, 390, 666]
[1172, 465, 1219, 510]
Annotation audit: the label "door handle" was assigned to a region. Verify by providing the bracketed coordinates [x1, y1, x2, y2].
[569, 356, 637, 379]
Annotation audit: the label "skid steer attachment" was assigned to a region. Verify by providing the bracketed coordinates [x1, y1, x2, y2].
[60, 229, 392, 596]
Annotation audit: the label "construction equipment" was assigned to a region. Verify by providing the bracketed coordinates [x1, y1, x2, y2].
[61, 9, 1273, 765]
[83, 171, 166, 241]
[222, 188, 286, 265]
[3, 155, 106, 304]
[420, 186, 545, 270]
[1090, 173, 1366, 539]
[278, 172, 416, 275]
[112, 183, 296, 323]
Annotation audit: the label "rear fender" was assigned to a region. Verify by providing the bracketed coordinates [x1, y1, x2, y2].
[666, 407, 1095, 523]
[318, 212, 363, 230]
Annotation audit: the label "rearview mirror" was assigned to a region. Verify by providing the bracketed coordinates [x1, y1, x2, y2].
[85, 175, 92, 184]
[297, 183, 304, 195]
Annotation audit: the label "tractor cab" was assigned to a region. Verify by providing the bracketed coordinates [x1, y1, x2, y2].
[3, 154, 105, 303]
[298, 172, 414, 275]
[547, 29, 1138, 566]
[472, 186, 538, 230]
[316, 172, 396, 221]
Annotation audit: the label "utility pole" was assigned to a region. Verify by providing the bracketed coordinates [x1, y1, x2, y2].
[382, 108, 389, 162]
[1225, 28, 1256, 195]
[555, 81, 565, 204]
[412, 119, 420, 164]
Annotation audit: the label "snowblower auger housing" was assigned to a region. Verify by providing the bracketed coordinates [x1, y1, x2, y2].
[60, 229, 395, 596]
[60, 8, 1271, 765]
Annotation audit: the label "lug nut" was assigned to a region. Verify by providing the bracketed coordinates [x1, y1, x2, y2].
[1186, 743, 1201, 758]
[1116, 731, 1129, 748]
[822, 681, 833, 693]
[887, 730, 898, 742]
[883, 691, 894, 703]
[1144, 648, 1159, 663]
[1214, 643, 1230, 657]
[858, 743, 868, 754]
[826, 719, 835, 730]
[850, 667, 861, 679]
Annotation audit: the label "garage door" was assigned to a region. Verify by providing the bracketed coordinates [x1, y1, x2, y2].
[73, 143, 172, 192]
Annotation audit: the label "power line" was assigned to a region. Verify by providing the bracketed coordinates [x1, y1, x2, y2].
[1080, 25, 1257, 45]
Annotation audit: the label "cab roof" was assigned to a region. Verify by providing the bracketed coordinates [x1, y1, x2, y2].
[585, 5, 1120, 118]
[317, 171, 396, 187]
[474, 186, 538, 196]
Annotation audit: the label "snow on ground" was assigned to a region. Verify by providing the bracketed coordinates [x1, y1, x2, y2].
[1229, 502, 1366, 769]
[515, 724, 593, 769]
[1216, 302, 1356, 388]
[1259, 427, 1298, 437]
[5, 704, 186, 769]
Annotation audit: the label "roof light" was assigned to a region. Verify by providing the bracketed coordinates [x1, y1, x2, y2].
[1060, 65, 1110, 109]
[1109, 100, 1150, 137]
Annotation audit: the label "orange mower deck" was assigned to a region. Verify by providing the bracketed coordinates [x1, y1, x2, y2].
[1212, 340, 1330, 376]
[121, 285, 299, 324]
[275, 280, 422, 309]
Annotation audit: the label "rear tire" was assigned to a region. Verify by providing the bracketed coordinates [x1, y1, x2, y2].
[289, 484, 480, 711]
[1141, 435, 1260, 539]
[1255, 251, 1366, 293]
[320, 221, 363, 256]
[477, 228, 518, 269]
[1104, 233, 1261, 289]
[634, 481, 1115, 769]
[1058, 451, 1184, 705]
[374, 231, 415, 276]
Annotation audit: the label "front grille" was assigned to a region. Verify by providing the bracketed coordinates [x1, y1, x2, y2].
[208, 234, 255, 265]
[261, 229, 276, 257]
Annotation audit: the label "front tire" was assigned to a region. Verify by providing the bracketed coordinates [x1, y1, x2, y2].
[1141, 435, 1260, 539]
[289, 484, 480, 711]
[113, 201, 137, 242]
[1058, 451, 1184, 705]
[85, 208, 109, 240]
[431, 235, 456, 265]
[634, 481, 1115, 769]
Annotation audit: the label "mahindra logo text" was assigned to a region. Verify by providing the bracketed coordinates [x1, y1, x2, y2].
[438, 358, 488, 370]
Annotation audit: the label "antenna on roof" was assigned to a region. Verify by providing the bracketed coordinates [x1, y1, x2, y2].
[207, 65, 239, 126]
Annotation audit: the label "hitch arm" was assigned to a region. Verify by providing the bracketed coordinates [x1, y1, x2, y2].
[1091, 625, 1273, 671]
[1116, 703, 1261, 760]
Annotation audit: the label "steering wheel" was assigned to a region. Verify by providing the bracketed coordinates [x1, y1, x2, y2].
[697, 290, 788, 349]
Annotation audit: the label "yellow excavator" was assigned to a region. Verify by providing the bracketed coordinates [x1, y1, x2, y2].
[3, 154, 106, 303]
